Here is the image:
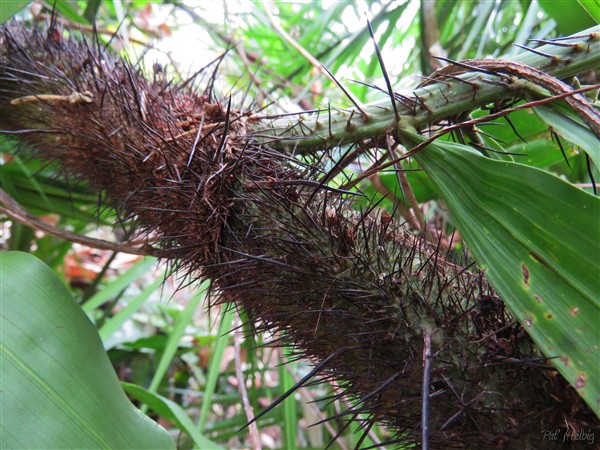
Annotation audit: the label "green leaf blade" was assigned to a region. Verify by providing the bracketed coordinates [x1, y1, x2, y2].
[123, 383, 224, 450]
[0, 1, 28, 23]
[0, 252, 175, 449]
[533, 103, 600, 170]
[408, 133, 600, 414]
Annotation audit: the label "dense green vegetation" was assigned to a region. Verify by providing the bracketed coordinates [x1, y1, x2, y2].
[1, 1, 598, 448]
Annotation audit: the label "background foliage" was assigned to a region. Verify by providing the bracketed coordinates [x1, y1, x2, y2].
[1, 1, 598, 448]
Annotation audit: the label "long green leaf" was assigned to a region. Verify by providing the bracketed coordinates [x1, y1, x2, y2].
[123, 382, 223, 450]
[99, 275, 165, 348]
[539, 0, 598, 34]
[54, 0, 91, 24]
[534, 103, 600, 169]
[82, 257, 157, 313]
[579, 0, 600, 23]
[0, 251, 175, 449]
[197, 303, 236, 433]
[406, 132, 600, 415]
[146, 280, 210, 394]
[279, 353, 297, 450]
[0, 0, 28, 23]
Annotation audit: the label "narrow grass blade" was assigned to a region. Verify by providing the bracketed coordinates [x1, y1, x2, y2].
[198, 303, 236, 432]
[82, 257, 157, 313]
[146, 280, 210, 394]
[99, 276, 165, 349]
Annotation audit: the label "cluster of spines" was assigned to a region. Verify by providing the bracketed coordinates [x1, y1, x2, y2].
[1, 22, 596, 449]
[251, 29, 600, 157]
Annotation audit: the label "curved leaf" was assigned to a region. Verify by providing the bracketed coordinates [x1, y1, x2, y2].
[0, 251, 175, 449]
[122, 382, 223, 450]
[539, 0, 599, 34]
[406, 132, 600, 415]
[534, 103, 600, 169]
[0, 1, 28, 23]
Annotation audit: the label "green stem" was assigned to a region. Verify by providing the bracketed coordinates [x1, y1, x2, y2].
[249, 27, 600, 152]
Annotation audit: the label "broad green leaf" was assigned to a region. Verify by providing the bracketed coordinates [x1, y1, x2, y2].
[0, 251, 175, 449]
[539, 0, 599, 34]
[0, 0, 28, 23]
[579, 0, 600, 22]
[122, 382, 223, 450]
[405, 132, 600, 415]
[476, 108, 548, 145]
[504, 138, 575, 170]
[534, 103, 600, 170]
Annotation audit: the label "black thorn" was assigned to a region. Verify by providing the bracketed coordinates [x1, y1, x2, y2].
[413, 92, 432, 114]
[349, 79, 389, 96]
[123, 64, 144, 121]
[513, 43, 557, 60]
[416, 74, 449, 86]
[353, 419, 376, 450]
[187, 114, 205, 167]
[345, 109, 356, 130]
[503, 114, 527, 144]
[239, 349, 344, 431]
[321, 64, 369, 120]
[394, 93, 418, 112]
[327, 102, 333, 138]
[437, 73, 479, 87]
[323, 412, 360, 450]
[528, 38, 580, 48]
[530, 34, 592, 42]
[550, 129, 571, 170]
[366, 15, 399, 120]
[104, 14, 128, 50]
[585, 153, 598, 196]
[433, 56, 498, 77]
[438, 86, 449, 103]
[213, 95, 231, 161]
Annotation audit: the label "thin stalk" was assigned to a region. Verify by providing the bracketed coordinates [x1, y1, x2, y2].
[249, 28, 600, 152]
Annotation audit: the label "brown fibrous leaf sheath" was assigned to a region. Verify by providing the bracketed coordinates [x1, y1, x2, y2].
[0, 23, 595, 448]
